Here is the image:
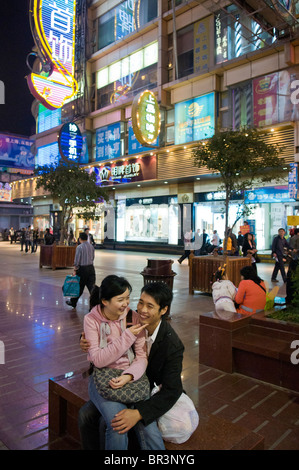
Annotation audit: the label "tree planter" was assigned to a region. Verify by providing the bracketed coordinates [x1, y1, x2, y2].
[189, 254, 251, 294]
[39, 243, 77, 270]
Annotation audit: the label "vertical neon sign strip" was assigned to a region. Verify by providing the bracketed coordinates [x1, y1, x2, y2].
[27, 0, 78, 110]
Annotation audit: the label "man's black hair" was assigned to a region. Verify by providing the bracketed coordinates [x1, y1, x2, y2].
[141, 282, 173, 314]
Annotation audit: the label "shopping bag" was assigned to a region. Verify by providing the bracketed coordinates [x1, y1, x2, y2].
[62, 275, 80, 297]
[151, 384, 199, 444]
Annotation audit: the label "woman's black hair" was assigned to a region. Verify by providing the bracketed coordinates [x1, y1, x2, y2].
[89, 275, 132, 309]
[240, 265, 263, 286]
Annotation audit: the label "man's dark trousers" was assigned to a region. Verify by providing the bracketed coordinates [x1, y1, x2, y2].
[70, 265, 95, 307]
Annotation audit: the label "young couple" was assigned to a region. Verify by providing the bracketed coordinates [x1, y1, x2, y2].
[79, 275, 185, 450]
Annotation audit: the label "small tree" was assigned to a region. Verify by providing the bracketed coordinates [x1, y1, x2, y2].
[193, 127, 286, 251]
[34, 162, 108, 244]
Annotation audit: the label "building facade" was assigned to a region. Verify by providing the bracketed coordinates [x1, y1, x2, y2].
[12, 0, 299, 251]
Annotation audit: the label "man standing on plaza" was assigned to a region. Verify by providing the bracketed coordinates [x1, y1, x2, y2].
[66, 232, 96, 309]
[271, 228, 290, 283]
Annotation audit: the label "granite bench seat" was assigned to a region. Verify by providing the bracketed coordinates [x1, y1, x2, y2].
[48, 370, 264, 450]
[199, 309, 299, 392]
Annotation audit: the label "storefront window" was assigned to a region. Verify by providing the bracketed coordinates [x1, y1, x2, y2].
[117, 197, 178, 244]
[215, 6, 276, 65]
[97, 0, 157, 51]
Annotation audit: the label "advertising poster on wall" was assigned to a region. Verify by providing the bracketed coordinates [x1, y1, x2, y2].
[253, 72, 279, 127]
[0, 134, 34, 170]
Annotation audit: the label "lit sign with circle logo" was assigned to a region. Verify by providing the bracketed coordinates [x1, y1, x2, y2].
[58, 122, 83, 162]
[131, 90, 161, 146]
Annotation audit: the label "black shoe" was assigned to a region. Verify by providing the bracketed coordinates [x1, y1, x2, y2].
[271, 279, 279, 282]
[66, 300, 76, 309]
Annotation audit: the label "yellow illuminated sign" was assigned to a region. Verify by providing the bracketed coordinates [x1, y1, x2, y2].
[131, 90, 161, 146]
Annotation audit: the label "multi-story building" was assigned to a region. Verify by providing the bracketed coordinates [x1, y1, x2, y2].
[12, 0, 299, 252]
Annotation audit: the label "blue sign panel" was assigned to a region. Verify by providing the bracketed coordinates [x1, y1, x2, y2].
[245, 186, 295, 204]
[0, 134, 34, 170]
[96, 123, 121, 161]
[36, 142, 59, 167]
[128, 120, 158, 155]
[59, 122, 83, 162]
[175, 92, 215, 145]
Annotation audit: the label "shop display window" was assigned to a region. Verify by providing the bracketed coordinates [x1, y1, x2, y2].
[117, 199, 178, 244]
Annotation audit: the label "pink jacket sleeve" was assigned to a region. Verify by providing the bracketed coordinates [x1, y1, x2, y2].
[84, 313, 136, 368]
[121, 311, 147, 381]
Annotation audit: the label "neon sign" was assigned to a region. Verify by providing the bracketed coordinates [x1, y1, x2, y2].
[58, 122, 83, 162]
[131, 90, 161, 145]
[27, 0, 78, 110]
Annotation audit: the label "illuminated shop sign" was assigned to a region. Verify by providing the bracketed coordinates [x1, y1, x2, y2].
[96, 123, 122, 161]
[245, 186, 295, 203]
[92, 154, 156, 186]
[131, 90, 161, 146]
[0, 134, 34, 170]
[194, 16, 211, 74]
[175, 92, 215, 145]
[58, 122, 83, 162]
[27, 0, 78, 110]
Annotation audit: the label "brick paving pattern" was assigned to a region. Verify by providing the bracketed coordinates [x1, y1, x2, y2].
[0, 242, 298, 450]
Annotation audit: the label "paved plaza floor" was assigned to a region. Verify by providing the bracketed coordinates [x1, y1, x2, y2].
[0, 241, 299, 451]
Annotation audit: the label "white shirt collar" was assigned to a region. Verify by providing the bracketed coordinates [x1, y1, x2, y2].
[145, 321, 162, 353]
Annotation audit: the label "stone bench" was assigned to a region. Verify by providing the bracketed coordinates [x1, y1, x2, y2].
[48, 370, 264, 450]
[199, 309, 299, 392]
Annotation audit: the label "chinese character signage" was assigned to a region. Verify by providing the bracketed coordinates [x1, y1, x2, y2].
[215, 12, 228, 64]
[58, 122, 83, 162]
[92, 155, 156, 186]
[27, 0, 78, 110]
[0, 134, 34, 170]
[131, 90, 161, 146]
[289, 163, 298, 199]
[96, 123, 121, 162]
[175, 92, 215, 145]
[115, 0, 135, 40]
[194, 16, 211, 74]
[245, 186, 295, 203]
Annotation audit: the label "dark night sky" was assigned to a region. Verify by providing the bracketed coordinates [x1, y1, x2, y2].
[0, 0, 36, 137]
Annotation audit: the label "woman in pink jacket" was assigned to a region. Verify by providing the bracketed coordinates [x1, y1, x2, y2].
[84, 275, 164, 450]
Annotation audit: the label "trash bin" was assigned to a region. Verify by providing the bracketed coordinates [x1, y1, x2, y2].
[140, 259, 176, 317]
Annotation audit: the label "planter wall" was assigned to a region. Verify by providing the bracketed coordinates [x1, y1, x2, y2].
[189, 255, 251, 294]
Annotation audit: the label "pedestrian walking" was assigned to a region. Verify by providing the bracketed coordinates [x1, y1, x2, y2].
[66, 231, 96, 309]
[271, 228, 289, 283]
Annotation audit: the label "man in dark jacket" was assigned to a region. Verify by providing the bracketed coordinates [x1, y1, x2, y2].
[271, 228, 290, 283]
[78, 282, 184, 449]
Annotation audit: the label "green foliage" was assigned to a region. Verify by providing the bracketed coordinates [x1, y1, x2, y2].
[291, 263, 299, 308]
[34, 162, 108, 242]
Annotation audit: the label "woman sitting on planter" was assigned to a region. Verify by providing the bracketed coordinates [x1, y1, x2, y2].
[235, 265, 267, 315]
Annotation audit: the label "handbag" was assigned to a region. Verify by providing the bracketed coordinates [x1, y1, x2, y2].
[62, 275, 80, 297]
[93, 367, 150, 404]
[151, 385, 199, 444]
